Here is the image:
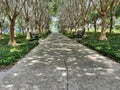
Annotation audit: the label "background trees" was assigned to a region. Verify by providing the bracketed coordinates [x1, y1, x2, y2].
[58, 0, 120, 40]
[90, 0, 120, 40]
[0, 1, 5, 39]
[2, 0, 26, 46]
[0, 0, 120, 46]
[0, 0, 51, 46]
[108, 0, 120, 33]
[22, 0, 33, 40]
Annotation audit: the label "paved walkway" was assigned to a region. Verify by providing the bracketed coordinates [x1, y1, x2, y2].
[0, 33, 120, 90]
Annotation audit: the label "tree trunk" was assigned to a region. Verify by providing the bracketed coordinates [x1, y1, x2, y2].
[94, 20, 97, 33]
[82, 18, 87, 36]
[35, 21, 38, 31]
[8, 19, 17, 46]
[82, 19, 87, 37]
[26, 20, 31, 40]
[22, 27, 25, 35]
[82, 19, 86, 30]
[87, 23, 90, 32]
[68, 27, 71, 33]
[0, 22, 3, 39]
[38, 24, 41, 34]
[99, 12, 107, 40]
[61, 26, 64, 33]
[75, 21, 79, 31]
[110, 16, 113, 34]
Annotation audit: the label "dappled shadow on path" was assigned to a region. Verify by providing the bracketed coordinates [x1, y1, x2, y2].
[0, 33, 120, 90]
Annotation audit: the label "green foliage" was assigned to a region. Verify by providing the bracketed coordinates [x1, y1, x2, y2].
[115, 25, 120, 29]
[41, 30, 51, 39]
[62, 30, 77, 38]
[115, 6, 120, 17]
[80, 32, 120, 62]
[0, 34, 39, 65]
[49, 0, 63, 16]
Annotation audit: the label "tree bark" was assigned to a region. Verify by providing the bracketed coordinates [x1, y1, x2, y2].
[94, 20, 97, 33]
[68, 27, 71, 33]
[82, 19, 87, 36]
[110, 16, 113, 34]
[75, 21, 79, 31]
[82, 20, 86, 30]
[8, 19, 17, 46]
[0, 22, 3, 39]
[99, 12, 107, 40]
[35, 21, 38, 31]
[87, 23, 90, 32]
[26, 20, 31, 40]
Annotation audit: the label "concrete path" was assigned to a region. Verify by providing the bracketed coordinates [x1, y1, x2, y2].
[0, 33, 120, 90]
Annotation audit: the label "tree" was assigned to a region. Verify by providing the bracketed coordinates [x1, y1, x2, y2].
[21, 0, 50, 39]
[58, 0, 81, 32]
[79, 0, 91, 31]
[2, 0, 26, 46]
[90, 0, 119, 40]
[22, 0, 33, 40]
[17, 15, 26, 34]
[49, 0, 61, 16]
[108, 0, 120, 33]
[89, 7, 100, 33]
[0, 1, 6, 39]
[35, 0, 50, 35]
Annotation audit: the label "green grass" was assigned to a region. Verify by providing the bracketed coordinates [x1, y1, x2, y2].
[63, 31, 120, 62]
[0, 34, 39, 65]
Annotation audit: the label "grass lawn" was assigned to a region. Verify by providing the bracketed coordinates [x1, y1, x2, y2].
[63, 31, 120, 62]
[0, 34, 39, 66]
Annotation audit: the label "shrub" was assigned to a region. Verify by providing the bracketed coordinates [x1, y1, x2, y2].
[115, 25, 120, 29]
[80, 32, 120, 61]
[0, 34, 39, 65]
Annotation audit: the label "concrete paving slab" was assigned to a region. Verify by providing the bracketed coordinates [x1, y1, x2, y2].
[0, 33, 120, 90]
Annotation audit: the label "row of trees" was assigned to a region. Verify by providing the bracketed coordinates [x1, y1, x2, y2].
[0, 0, 51, 46]
[58, 0, 120, 40]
